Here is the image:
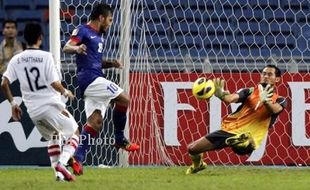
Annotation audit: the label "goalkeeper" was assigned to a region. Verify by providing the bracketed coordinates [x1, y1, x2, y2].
[186, 65, 287, 174]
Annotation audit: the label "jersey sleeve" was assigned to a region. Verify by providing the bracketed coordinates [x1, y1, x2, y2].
[236, 87, 253, 103]
[2, 56, 18, 83]
[276, 96, 287, 109]
[45, 53, 60, 85]
[70, 26, 84, 44]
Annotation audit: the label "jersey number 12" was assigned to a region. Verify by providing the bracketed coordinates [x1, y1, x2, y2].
[24, 67, 47, 92]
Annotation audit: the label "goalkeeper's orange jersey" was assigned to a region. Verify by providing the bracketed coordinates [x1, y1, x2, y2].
[221, 86, 286, 149]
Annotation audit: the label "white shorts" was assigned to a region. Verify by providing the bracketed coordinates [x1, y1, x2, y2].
[84, 77, 124, 118]
[32, 105, 78, 140]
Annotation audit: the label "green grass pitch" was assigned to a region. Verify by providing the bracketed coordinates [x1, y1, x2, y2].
[0, 166, 310, 190]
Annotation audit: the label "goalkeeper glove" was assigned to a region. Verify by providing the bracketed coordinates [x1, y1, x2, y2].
[213, 78, 230, 100]
[258, 84, 273, 104]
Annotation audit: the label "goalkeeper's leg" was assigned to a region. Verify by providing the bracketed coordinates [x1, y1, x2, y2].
[225, 132, 256, 155]
[225, 132, 252, 147]
[186, 153, 207, 175]
[186, 130, 237, 174]
[186, 136, 213, 174]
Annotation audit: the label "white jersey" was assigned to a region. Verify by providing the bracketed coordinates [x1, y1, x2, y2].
[3, 49, 65, 118]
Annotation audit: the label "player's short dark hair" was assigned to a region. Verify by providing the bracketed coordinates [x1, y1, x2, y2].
[265, 64, 281, 77]
[90, 3, 113, 20]
[24, 22, 43, 46]
[3, 19, 17, 28]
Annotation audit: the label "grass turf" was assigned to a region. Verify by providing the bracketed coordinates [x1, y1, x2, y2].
[0, 166, 309, 190]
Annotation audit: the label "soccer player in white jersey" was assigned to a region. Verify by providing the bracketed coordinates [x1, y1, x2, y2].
[1, 22, 79, 182]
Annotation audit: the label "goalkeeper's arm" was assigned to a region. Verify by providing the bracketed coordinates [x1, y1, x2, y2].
[263, 100, 284, 114]
[221, 93, 240, 104]
[213, 78, 239, 103]
[258, 84, 284, 114]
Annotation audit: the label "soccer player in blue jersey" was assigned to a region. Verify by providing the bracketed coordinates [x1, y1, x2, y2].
[63, 3, 139, 175]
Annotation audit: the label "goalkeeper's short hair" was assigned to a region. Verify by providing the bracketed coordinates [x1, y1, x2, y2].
[231, 142, 255, 155]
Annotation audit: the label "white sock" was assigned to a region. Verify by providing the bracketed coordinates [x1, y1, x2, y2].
[48, 135, 61, 175]
[59, 134, 79, 165]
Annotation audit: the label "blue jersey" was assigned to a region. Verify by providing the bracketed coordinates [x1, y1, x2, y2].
[70, 24, 105, 95]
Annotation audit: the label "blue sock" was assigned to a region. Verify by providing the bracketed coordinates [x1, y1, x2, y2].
[113, 104, 128, 143]
[74, 124, 97, 162]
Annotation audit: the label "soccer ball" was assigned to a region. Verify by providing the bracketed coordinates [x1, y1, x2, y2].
[192, 77, 215, 100]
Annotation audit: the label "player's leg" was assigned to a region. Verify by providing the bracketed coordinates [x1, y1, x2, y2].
[71, 108, 103, 174]
[74, 77, 114, 166]
[225, 132, 256, 155]
[83, 77, 139, 152]
[44, 107, 80, 181]
[32, 118, 66, 181]
[186, 130, 234, 174]
[186, 137, 211, 174]
[225, 132, 254, 148]
[48, 133, 63, 180]
[61, 130, 79, 165]
[55, 110, 80, 164]
[70, 82, 108, 175]
[112, 92, 139, 151]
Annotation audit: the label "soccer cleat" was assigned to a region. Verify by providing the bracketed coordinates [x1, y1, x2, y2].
[68, 157, 83, 176]
[115, 138, 140, 152]
[55, 162, 75, 181]
[186, 161, 207, 175]
[225, 132, 251, 147]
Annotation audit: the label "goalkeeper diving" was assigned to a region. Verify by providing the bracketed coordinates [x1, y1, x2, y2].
[186, 64, 287, 174]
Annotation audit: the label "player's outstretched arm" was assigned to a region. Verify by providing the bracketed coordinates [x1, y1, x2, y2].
[264, 101, 284, 114]
[1, 77, 22, 120]
[257, 84, 283, 114]
[63, 40, 87, 55]
[51, 81, 74, 100]
[221, 93, 240, 104]
[213, 78, 239, 103]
